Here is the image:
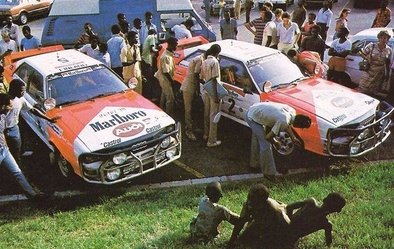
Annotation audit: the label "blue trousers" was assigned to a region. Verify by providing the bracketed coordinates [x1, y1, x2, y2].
[5, 125, 21, 165]
[0, 146, 36, 197]
[245, 111, 278, 175]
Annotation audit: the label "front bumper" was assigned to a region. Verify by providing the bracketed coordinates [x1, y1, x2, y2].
[327, 102, 393, 157]
[79, 122, 182, 184]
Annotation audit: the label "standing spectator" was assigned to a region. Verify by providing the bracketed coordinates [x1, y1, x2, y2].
[154, 37, 178, 117]
[273, 8, 284, 49]
[6, 79, 56, 165]
[286, 193, 346, 247]
[277, 12, 300, 54]
[244, 102, 311, 176]
[74, 23, 96, 49]
[228, 184, 290, 248]
[96, 42, 111, 67]
[190, 182, 239, 243]
[200, 44, 222, 148]
[140, 12, 157, 46]
[20, 26, 41, 51]
[220, 10, 238, 40]
[300, 25, 326, 61]
[2, 15, 19, 49]
[301, 12, 317, 41]
[372, 0, 391, 28]
[131, 18, 142, 46]
[78, 35, 100, 59]
[121, 31, 142, 94]
[141, 29, 159, 101]
[181, 51, 205, 141]
[244, 0, 254, 23]
[107, 25, 126, 79]
[218, 0, 225, 20]
[0, 31, 18, 63]
[117, 13, 130, 36]
[0, 93, 46, 201]
[263, 1, 275, 21]
[203, 0, 212, 23]
[358, 30, 392, 97]
[257, 0, 264, 10]
[234, 0, 241, 20]
[245, 7, 267, 45]
[316, 0, 333, 41]
[292, 0, 307, 35]
[262, 11, 277, 48]
[171, 19, 193, 40]
[327, 27, 352, 83]
[333, 8, 350, 40]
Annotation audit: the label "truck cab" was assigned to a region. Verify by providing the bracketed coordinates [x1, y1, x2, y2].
[41, 0, 216, 48]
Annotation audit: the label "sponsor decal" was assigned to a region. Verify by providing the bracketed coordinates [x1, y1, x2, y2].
[332, 114, 347, 123]
[103, 138, 122, 148]
[331, 97, 354, 108]
[146, 124, 161, 133]
[113, 122, 145, 137]
[89, 111, 147, 132]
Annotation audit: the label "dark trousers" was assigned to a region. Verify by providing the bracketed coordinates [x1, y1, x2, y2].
[141, 61, 161, 102]
[112, 67, 124, 79]
[245, 7, 252, 23]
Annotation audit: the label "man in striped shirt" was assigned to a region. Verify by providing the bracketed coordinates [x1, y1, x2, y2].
[245, 7, 267, 45]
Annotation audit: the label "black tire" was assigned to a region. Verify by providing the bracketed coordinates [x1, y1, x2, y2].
[54, 150, 75, 178]
[18, 12, 28, 25]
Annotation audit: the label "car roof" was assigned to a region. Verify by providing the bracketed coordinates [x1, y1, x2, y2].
[351, 27, 394, 42]
[157, 0, 193, 11]
[191, 40, 279, 63]
[17, 49, 102, 77]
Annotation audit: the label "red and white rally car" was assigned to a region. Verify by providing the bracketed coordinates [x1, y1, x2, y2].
[172, 40, 393, 157]
[3, 47, 181, 184]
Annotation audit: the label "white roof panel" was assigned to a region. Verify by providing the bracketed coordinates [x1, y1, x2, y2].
[50, 0, 99, 16]
[157, 0, 193, 11]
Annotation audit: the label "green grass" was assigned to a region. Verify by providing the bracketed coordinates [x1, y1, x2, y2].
[0, 161, 393, 249]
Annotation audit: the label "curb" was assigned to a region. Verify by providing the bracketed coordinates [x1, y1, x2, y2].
[0, 167, 322, 205]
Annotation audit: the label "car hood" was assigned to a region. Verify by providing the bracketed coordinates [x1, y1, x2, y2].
[272, 78, 379, 127]
[50, 91, 174, 152]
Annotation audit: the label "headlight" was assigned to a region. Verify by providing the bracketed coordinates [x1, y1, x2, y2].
[350, 142, 361, 155]
[161, 137, 171, 149]
[165, 147, 177, 159]
[113, 153, 127, 165]
[314, 65, 320, 75]
[357, 129, 370, 140]
[106, 168, 121, 181]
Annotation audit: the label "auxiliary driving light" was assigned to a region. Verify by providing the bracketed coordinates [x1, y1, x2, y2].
[112, 153, 127, 165]
[106, 168, 121, 181]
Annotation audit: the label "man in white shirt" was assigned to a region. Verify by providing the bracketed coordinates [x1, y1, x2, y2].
[277, 12, 300, 54]
[79, 35, 100, 59]
[262, 11, 277, 48]
[316, 0, 333, 41]
[140, 12, 157, 46]
[2, 15, 19, 48]
[0, 30, 18, 63]
[171, 19, 193, 40]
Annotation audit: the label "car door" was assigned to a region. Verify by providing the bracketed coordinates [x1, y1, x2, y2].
[14, 63, 50, 143]
[219, 56, 259, 124]
[346, 39, 375, 85]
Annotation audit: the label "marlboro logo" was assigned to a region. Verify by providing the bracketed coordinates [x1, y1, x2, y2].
[89, 111, 147, 132]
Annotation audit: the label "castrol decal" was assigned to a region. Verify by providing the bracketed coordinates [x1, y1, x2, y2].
[77, 106, 174, 152]
[113, 122, 145, 137]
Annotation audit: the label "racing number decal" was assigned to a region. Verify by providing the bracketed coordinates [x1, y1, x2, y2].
[228, 98, 236, 114]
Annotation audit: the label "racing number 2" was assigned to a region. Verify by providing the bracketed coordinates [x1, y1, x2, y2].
[228, 98, 235, 114]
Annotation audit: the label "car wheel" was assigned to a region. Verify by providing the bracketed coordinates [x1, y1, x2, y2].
[54, 150, 74, 178]
[273, 131, 296, 156]
[18, 12, 28, 25]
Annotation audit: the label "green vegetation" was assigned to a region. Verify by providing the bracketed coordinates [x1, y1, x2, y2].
[0, 161, 393, 249]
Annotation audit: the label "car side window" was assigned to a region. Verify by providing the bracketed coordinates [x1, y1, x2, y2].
[15, 63, 44, 101]
[219, 57, 257, 93]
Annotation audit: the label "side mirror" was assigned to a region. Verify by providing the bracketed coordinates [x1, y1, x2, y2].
[43, 98, 56, 110]
[260, 81, 272, 93]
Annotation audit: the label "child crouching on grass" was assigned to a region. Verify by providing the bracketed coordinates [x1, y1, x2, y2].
[189, 181, 239, 244]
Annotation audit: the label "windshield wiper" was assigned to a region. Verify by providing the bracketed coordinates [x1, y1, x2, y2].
[86, 91, 120, 101]
[58, 99, 83, 106]
[287, 76, 309, 85]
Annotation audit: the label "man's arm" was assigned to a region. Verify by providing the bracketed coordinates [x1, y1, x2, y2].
[286, 200, 308, 218]
[244, 22, 256, 35]
[30, 108, 57, 123]
[324, 221, 333, 245]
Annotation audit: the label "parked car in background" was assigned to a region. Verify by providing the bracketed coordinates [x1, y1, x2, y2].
[3, 47, 181, 184]
[0, 0, 52, 25]
[207, 0, 246, 16]
[343, 28, 394, 86]
[171, 39, 393, 158]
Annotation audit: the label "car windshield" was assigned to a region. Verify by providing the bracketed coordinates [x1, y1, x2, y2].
[248, 53, 305, 90]
[0, 0, 19, 5]
[47, 65, 128, 106]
